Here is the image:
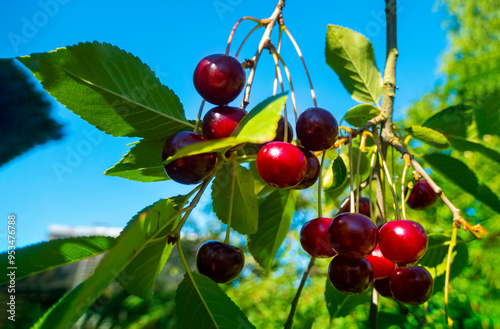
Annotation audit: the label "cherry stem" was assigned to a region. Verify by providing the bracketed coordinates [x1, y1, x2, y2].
[356, 134, 367, 213]
[401, 154, 411, 220]
[235, 24, 263, 59]
[369, 288, 379, 329]
[349, 131, 355, 213]
[272, 26, 284, 96]
[444, 226, 458, 328]
[282, 25, 318, 108]
[318, 152, 326, 218]
[176, 238, 219, 329]
[225, 16, 263, 56]
[241, 0, 285, 109]
[368, 152, 377, 220]
[284, 257, 315, 329]
[224, 153, 237, 245]
[266, 42, 298, 123]
[194, 99, 205, 133]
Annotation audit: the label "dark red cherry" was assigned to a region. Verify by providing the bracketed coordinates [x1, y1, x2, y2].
[366, 245, 396, 279]
[300, 218, 337, 258]
[162, 131, 217, 184]
[193, 54, 246, 105]
[293, 148, 320, 190]
[406, 179, 438, 210]
[389, 266, 433, 305]
[296, 107, 338, 151]
[328, 255, 374, 295]
[256, 142, 307, 188]
[378, 220, 428, 265]
[374, 277, 393, 299]
[328, 213, 378, 259]
[202, 106, 247, 139]
[274, 116, 293, 143]
[338, 197, 371, 218]
[196, 240, 245, 283]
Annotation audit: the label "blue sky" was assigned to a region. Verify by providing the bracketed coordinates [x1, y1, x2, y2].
[0, 0, 449, 251]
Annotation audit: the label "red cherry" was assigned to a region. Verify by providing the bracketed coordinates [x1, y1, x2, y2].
[328, 212, 378, 259]
[378, 220, 428, 265]
[406, 179, 438, 210]
[296, 107, 338, 151]
[196, 240, 245, 283]
[193, 54, 246, 105]
[366, 245, 396, 279]
[274, 116, 293, 143]
[162, 131, 217, 185]
[389, 266, 433, 305]
[293, 148, 320, 190]
[374, 277, 393, 299]
[202, 106, 247, 139]
[338, 197, 371, 218]
[256, 142, 307, 188]
[300, 218, 337, 258]
[328, 255, 374, 295]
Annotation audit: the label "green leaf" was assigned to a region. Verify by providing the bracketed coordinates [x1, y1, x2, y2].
[176, 272, 255, 329]
[325, 25, 383, 105]
[343, 104, 380, 127]
[423, 153, 500, 213]
[324, 278, 371, 320]
[17, 42, 192, 139]
[406, 125, 451, 149]
[104, 139, 168, 182]
[418, 234, 468, 292]
[0, 236, 115, 284]
[164, 94, 287, 164]
[32, 195, 186, 329]
[118, 197, 187, 299]
[212, 163, 259, 235]
[324, 156, 348, 191]
[248, 190, 296, 272]
[422, 104, 500, 164]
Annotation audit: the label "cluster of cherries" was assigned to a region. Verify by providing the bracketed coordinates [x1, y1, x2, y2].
[300, 182, 438, 305]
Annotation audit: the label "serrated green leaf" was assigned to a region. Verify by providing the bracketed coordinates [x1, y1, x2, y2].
[0, 236, 115, 284]
[248, 190, 296, 272]
[324, 156, 348, 191]
[325, 25, 382, 105]
[406, 125, 451, 149]
[17, 42, 192, 139]
[164, 94, 287, 165]
[176, 272, 255, 329]
[249, 161, 275, 197]
[343, 104, 380, 127]
[418, 234, 468, 292]
[423, 153, 500, 213]
[118, 197, 188, 299]
[32, 195, 187, 329]
[212, 163, 259, 235]
[324, 278, 371, 320]
[104, 139, 168, 182]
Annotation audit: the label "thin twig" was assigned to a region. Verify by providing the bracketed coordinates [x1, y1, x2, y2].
[444, 226, 457, 328]
[226, 17, 263, 56]
[194, 100, 206, 133]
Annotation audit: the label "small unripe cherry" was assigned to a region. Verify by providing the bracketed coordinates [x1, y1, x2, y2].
[389, 266, 433, 305]
[328, 212, 378, 259]
[300, 218, 337, 258]
[378, 220, 428, 265]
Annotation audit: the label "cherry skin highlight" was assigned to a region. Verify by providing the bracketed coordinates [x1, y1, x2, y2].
[328, 212, 378, 259]
[300, 217, 337, 258]
[296, 107, 338, 151]
[256, 142, 307, 188]
[389, 266, 434, 305]
[406, 179, 438, 210]
[338, 196, 371, 218]
[193, 54, 246, 105]
[366, 245, 396, 279]
[328, 255, 374, 295]
[202, 106, 247, 139]
[162, 131, 217, 185]
[293, 148, 320, 190]
[196, 240, 245, 284]
[378, 219, 428, 265]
